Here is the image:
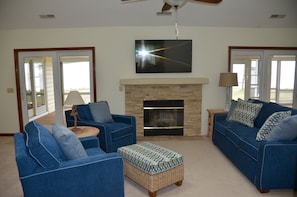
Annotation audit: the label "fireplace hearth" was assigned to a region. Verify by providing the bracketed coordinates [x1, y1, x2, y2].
[143, 100, 184, 136]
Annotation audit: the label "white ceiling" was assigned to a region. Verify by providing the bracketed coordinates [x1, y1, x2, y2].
[0, 0, 296, 30]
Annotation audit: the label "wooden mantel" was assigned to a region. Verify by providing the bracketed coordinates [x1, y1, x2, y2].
[119, 78, 209, 90]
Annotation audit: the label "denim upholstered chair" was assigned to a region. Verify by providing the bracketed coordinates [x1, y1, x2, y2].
[65, 102, 136, 153]
[14, 121, 124, 197]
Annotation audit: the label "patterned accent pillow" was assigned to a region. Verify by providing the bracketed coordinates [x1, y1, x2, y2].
[229, 100, 263, 127]
[256, 111, 291, 141]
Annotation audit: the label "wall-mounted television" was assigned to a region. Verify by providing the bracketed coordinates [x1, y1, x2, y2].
[135, 39, 192, 73]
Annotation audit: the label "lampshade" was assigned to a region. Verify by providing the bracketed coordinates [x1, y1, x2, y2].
[219, 73, 238, 87]
[64, 91, 85, 106]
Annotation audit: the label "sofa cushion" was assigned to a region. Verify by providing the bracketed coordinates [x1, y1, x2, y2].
[225, 123, 256, 146]
[229, 100, 263, 127]
[225, 125, 260, 160]
[267, 115, 297, 141]
[52, 123, 88, 160]
[214, 120, 233, 136]
[24, 121, 64, 169]
[256, 111, 291, 141]
[89, 101, 114, 123]
[253, 101, 292, 128]
[291, 108, 297, 115]
[76, 104, 94, 121]
[85, 147, 106, 156]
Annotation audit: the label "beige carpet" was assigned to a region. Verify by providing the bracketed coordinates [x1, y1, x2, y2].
[1, 136, 296, 197]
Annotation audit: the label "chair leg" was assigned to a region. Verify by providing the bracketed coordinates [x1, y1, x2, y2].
[148, 191, 157, 197]
[258, 188, 269, 193]
[175, 180, 183, 186]
[148, 180, 182, 197]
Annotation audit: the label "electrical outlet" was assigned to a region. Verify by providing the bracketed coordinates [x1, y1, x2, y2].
[7, 88, 14, 93]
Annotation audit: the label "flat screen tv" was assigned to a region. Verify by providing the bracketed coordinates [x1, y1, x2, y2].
[135, 39, 192, 73]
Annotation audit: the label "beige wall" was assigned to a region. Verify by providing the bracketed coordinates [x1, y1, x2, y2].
[1, 26, 297, 134]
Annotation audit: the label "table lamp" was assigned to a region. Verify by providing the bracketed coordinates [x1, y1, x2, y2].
[64, 91, 85, 131]
[219, 72, 238, 111]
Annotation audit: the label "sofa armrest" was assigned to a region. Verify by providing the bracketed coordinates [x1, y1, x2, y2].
[20, 153, 124, 197]
[214, 113, 227, 122]
[70, 120, 112, 151]
[79, 136, 100, 149]
[255, 141, 297, 190]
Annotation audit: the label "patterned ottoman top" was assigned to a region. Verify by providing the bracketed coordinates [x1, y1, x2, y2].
[117, 142, 183, 175]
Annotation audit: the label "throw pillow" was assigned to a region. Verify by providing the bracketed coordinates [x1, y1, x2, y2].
[254, 101, 292, 128]
[76, 104, 94, 121]
[52, 123, 88, 160]
[228, 100, 263, 127]
[89, 101, 114, 123]
[24, 121, 64, 169]
[267, 115, 297, 141]
[256, 111, 291, 141]
[226, 100, 238, 121]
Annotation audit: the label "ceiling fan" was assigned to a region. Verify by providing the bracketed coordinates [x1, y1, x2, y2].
[121, 0, 222, 39]
[121, 0, 222, 11]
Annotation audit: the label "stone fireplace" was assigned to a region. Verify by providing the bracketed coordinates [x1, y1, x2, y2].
[120, 78, 208, 139]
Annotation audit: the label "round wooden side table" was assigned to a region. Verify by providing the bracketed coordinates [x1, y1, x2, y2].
[69, 126, 100, 138]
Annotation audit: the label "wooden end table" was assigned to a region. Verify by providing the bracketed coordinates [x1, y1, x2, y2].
[69, 126, 100, 138]
[207, 109, 227, 139]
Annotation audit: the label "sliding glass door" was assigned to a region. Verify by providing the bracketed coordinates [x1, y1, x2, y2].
[59, 52, 93, 106]
[16, 48, 96, 130]
[24, 58, 47, 118]
[268, 54, 296, 107]
[230, 47, 297, 108]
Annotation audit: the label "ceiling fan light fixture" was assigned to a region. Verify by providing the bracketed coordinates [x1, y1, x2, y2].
[164, 0, 188, 7]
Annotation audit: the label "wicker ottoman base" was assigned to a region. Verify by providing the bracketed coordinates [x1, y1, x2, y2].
[124, 161, 184, 197]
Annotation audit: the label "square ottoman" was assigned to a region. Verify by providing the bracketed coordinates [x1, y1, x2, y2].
[117, 142, 184, 197]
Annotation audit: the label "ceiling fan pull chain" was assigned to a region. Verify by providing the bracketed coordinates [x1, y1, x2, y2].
[175, 6, 179, 40]
[175, 22, 179, 40]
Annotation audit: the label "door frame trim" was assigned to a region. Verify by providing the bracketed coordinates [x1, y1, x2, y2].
[14, 47, 96, 132]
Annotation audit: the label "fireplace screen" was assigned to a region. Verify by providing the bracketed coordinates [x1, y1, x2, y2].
[143, 100, 184, 136]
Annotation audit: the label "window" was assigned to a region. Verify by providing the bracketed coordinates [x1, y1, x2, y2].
[229, 47, 297, 108]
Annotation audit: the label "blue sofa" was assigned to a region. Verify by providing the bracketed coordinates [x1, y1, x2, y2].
[65, 103, 136, 153]
[14, 121, 125, 197]
[212, 99, 297, 192]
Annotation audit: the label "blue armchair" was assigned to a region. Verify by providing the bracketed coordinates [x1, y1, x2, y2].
[14, 121, 125, 197]
[65, 102, 137, 153]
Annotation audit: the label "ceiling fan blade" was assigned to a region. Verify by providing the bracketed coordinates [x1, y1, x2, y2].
[162, 3, 172, 11]
[193, 0, 222, 3]
[121, 0, 147, 2]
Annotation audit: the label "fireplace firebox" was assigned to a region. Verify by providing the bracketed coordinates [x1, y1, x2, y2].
[143, 100, 184, 136]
